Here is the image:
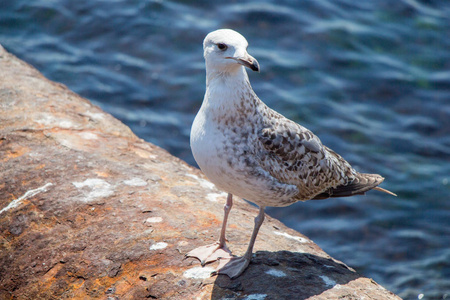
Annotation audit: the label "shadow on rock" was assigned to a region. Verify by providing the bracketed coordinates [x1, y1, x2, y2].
[211, 250, 361, 299]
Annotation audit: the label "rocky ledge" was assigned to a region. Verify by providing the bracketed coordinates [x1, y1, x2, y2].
[0, 45, 400, 299]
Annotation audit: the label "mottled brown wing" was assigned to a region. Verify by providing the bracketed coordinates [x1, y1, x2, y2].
[259, 123, 324, 165]
[257, 119, 360, 200]
[258, 121, 327, 187]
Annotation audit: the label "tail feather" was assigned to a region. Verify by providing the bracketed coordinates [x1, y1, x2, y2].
[312, 173, 396, 200]
[373, 186, 397, 197]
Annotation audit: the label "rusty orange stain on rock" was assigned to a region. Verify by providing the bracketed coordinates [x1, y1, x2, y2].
[201, 211, 222, 224]
[41, 262, 64, 283]
[228, 224, 239, 229]
[191, 211, 222, 229]
[105, 277, 134, 297]
[6, 193, 16, 202]
[2, 146, 29, 162]
[94, 171, 110, 178]
[35, 164, 46, 170]
[51, 260, 181, 299]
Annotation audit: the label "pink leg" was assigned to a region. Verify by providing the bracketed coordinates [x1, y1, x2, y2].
[186, 193, 234, 265]
[214, 205, 266, 278]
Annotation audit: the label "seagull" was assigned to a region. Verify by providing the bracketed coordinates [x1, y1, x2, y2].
[187, 29, 396, 279]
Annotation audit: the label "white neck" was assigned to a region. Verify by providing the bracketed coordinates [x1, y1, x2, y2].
[203, 65, 256, 115]
[205, 63, 248, 86]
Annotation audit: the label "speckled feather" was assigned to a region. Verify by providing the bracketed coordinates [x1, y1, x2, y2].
[191, 29, 391, 208]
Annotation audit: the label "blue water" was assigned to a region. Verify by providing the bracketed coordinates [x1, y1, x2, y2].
[1, 0, 449, 298]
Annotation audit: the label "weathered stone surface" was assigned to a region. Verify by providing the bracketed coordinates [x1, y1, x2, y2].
[0, 45, 400, 300]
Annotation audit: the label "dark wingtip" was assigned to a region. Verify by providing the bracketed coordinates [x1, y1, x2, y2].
[312, 173, 395, 200]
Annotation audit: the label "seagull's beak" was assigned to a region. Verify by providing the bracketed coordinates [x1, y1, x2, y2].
[227, 53, 260, 72]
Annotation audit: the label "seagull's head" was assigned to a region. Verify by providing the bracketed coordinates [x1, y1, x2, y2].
[203, 29, 260, 74]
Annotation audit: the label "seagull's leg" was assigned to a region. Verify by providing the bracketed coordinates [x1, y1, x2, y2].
[214, 205, 266, 279]
[186, 193, 234, 265]
[218, 193, 233, 247]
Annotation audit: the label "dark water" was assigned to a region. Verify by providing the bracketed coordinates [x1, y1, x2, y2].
[1, 0, 449, 298]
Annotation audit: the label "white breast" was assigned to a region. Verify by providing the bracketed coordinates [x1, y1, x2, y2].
[190, 106, 232, 190]
[190, 72, 299, 207]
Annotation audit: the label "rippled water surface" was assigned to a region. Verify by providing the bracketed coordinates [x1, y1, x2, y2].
[1, 0, 449, 298]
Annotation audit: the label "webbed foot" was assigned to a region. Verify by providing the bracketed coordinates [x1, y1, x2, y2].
[186, 242, 233, 265]
[212, 255, 251, 279]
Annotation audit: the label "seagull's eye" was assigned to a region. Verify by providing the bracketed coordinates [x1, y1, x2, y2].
[217, 43, 228, 51]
